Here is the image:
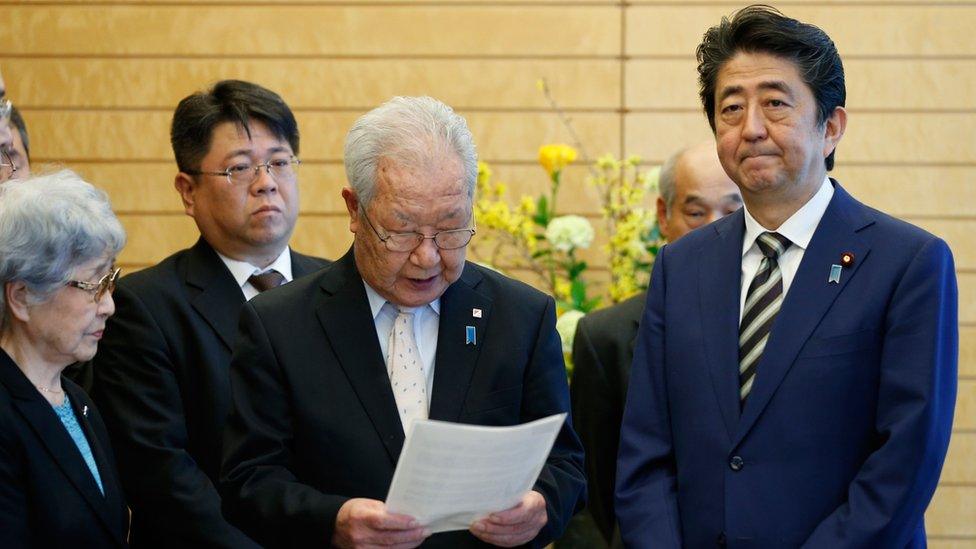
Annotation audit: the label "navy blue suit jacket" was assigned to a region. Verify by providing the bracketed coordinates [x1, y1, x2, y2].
[615, 182, 957, 548]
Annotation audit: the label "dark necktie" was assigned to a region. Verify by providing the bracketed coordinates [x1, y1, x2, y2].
[248, 270, 286, 293]
[739, 231, 792, 406]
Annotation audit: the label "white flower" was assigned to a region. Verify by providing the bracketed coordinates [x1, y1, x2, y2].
[545, 215, 594, 252]
[555, 309, 586, 354]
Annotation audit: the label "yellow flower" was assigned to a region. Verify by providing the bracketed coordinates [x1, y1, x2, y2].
[538, 144, 578, 176]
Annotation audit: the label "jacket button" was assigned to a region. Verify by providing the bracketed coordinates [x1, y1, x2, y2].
[729, 455, 744, 471]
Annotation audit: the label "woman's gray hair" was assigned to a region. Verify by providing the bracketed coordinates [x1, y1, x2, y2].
[0, 169, 126, 331]
[343, 96, 478, 209]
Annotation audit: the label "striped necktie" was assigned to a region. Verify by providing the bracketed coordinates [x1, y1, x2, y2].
[739, 231, 792, 406]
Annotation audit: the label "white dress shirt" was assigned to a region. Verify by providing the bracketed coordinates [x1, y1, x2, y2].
[739, 177, 834, 321]
[216, 246, 294, 301]
[363, 282, 440, 407]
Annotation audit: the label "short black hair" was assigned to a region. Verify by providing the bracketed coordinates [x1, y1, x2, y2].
[696, 4, 845, 170]
[170, 80, 299, 173]
[9, 106, 29, 161]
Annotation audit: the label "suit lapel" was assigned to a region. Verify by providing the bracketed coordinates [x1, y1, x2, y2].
[0, 353, 119, 542]
[315, 250, 405, 464]
[185, 239, 246, 351]
[733, 183, 873, 445]
[430, 264, 491, 422]
[65, 383, 126, 543]
[699, 211, 747, 441]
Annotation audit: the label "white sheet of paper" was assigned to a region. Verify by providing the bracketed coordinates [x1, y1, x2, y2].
[384, 412, 567, 533]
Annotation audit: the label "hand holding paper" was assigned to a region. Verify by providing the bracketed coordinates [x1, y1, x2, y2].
[384, 413, 567, 535]
[332, 498, 430, 549]
[470, 490, 548, 547]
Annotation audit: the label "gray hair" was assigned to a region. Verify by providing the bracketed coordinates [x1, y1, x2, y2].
[658, 149, 682, 216]
[0, 170, 126, 331]
[343, 96, 478, 209]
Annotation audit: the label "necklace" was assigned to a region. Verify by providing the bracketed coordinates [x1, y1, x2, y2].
[35, 384, 64, 395]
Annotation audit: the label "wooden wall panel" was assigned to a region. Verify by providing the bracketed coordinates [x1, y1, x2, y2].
[6, 58, 621, 110]
[943, 433, 975, 483]
[955, 380, 976, 431]
[4, 0, 973, 540]
[963, 327, 976, 378]
[626, 6, 976, 57]
[927, 486, 976, 536]
[4, 6, 621, 56]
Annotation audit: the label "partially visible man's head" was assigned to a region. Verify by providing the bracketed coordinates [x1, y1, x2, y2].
[342, 96, 478, 307]
[171, 80, 301, 266]
[656, 141, 742, 242]
[6, 106, 30, 178]
[695, 6, 847, 206]
[0, 68, 11, 151]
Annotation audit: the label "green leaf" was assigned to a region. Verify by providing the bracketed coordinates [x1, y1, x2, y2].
[570, 278, 588, 308]
[533, 195, 550, 226]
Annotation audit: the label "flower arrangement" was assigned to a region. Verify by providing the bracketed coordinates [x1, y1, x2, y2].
[469, 80, 661, 370]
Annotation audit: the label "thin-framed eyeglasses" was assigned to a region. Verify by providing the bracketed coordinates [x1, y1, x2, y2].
[0, 148, 17, 181]
[66, 268, 122, 303]
[185, 157, 301, 186]
[362, 212, 476, 252]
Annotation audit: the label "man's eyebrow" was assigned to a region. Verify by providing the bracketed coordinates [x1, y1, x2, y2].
[757, 80, 795, 99]
[717, 85, 743, 104]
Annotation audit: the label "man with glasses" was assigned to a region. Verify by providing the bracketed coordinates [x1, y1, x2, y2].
[0, 66, 16, 183]
[221, 96, 585, 548]
[90, 80, 329, 548]
[3, 106, 30, 180]
[0, 68, 13, 153]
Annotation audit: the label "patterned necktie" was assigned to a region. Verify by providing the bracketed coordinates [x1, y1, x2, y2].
[387, 306, 428, 433]
[248, 270, 286, 292]
[739, 231, 792, 405]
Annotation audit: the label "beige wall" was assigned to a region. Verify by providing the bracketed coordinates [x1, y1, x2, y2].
[3, 0, 974, 540]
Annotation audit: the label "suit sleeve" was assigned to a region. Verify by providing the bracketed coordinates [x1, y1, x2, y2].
[524, 296, 587, 547]
[92, 283, 258, 548]
[803, 237, 958, 547]
[221, 302, 349, 548]
[615, 245, 682, 547]
[570, 316, 621, 546]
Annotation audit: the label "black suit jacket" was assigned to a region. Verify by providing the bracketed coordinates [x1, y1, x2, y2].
[0, 349, 129, 547]
[90, 238, 328, 548]
[220, 249, 586, 548]
[563, 292, 643, 549]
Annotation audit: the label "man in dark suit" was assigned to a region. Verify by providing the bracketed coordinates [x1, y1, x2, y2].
[565, 141, 741, 548]
[616, 6, 958, 547]
[90, 80, 329, 548]
[220, 96, 585, 548]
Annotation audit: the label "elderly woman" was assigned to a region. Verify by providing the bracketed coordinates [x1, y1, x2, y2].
[0, 170, 129, 546]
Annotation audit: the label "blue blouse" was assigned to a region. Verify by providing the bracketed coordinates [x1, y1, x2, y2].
[52, 394, 104, 496]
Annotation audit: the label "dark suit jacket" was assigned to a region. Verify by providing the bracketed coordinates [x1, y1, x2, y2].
[0, 349, 129, 547]
[616, 182, 958, 547]
[564, 292, 644, 549]
[90, 238, 328, 548]
[220, 249, 586, 548]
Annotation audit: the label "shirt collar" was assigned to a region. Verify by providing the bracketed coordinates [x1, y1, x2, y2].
[216, 246, 293, 289]
[362, 280, 441, 319]
[741, 176, 834, 256]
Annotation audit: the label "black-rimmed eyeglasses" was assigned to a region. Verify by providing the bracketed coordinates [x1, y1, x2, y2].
[67, 268, 121, 303]
[186, 157, 301, 186]
[363, 212, 475, 252]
